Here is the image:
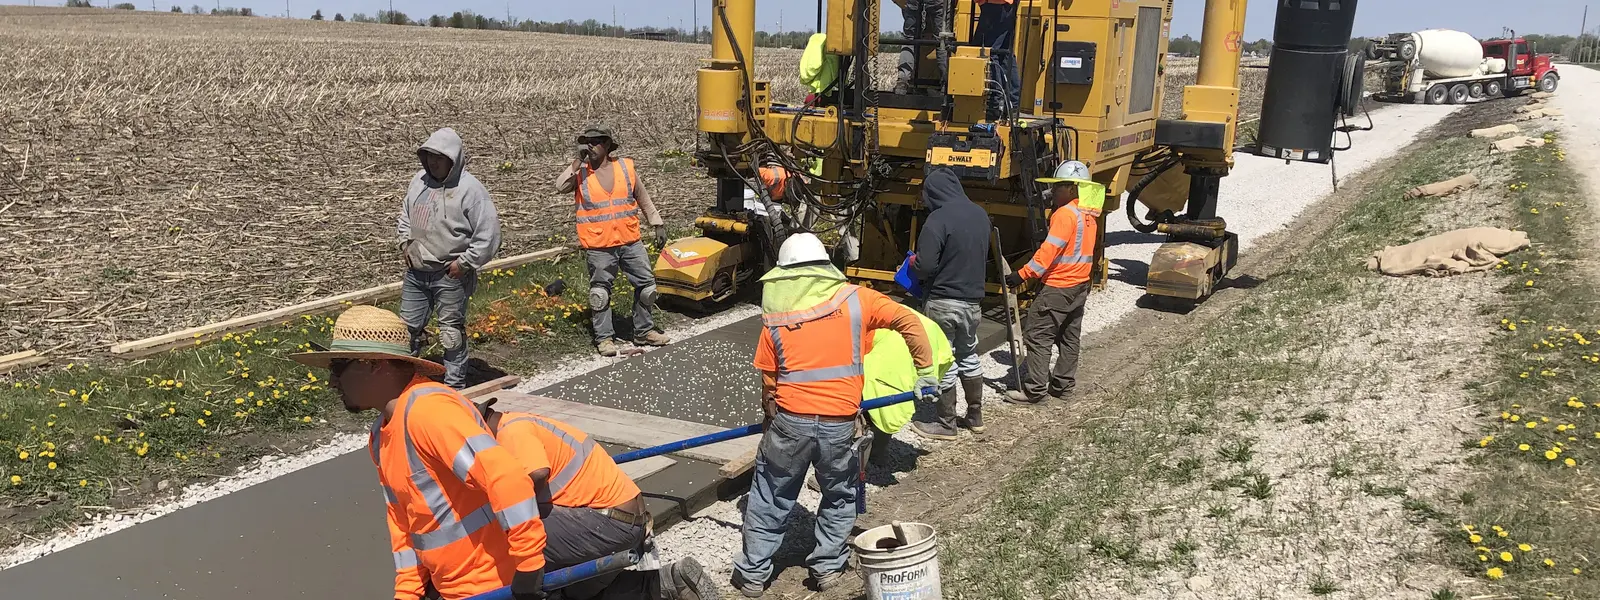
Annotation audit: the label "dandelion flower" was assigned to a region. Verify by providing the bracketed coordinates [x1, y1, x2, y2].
[1546, 450, 1559, 460]
[79, 479, 87, 487]
[1511, 415, 1522, 422]
[1519, 544, 1533, 552]
[1565, 458, 1577, 467]
[1528, 422, 1539, 429]
[17, 450, 28, 461]
[1518, 444, 1531, 451]
[1487, 567, 1505, 579]
[197, 418, 206, 427]
[1501, 552, 1515, 562]
[1470, 534, 1483, 543]
[1498, 530, 1509, 538]
[302, 416, 312, 423]
[1575, 568, 1584, 575]
[8, 475, 19, 485]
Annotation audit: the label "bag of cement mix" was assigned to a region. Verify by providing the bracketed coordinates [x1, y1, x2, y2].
[1492, 136, 1546, 154]
[1470, 124, 1518, 139]
[1404, 173, 1479, 199]
[1367, 227, 1530, 277]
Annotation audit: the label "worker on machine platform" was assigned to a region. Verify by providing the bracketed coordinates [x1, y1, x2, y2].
[291, 306, 547, 600]
[975, 0, 1022, 120]
[734, 233, 938, 597]
[906, 166, 991, 441]
[473, 397, 720, 600]
[1003, 161, 1104, 406]
[893, 0, 950, 95]
[555, 126, 672, 357]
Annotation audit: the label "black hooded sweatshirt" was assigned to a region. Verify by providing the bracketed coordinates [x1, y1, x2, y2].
[912, 167, 991, 301]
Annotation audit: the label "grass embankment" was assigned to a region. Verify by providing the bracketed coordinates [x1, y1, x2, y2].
[943, 130, 1596, 598]
[1450, 136, 1597, 596]
[0, 233, 682, 545]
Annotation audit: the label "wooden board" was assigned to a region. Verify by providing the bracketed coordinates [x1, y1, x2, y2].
[109, 247, 571, 359]
[619, 455, 675, 482]
[718, 447, 760, 479]
[485, 391, 758, 464]
[460, 375, 521, 399]
[0, 350, 49, 376]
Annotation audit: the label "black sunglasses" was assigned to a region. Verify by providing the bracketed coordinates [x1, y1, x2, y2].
[329, 358, 358, 377]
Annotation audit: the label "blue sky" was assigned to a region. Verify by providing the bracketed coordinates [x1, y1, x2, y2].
[30, 0, 1588, 39]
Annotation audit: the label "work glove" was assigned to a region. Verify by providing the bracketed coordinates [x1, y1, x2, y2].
[1004, 272, 1025, 288]
[510, 568, 546, 600]
[654, 224, 668, 249]
[914, 367, 940, 401]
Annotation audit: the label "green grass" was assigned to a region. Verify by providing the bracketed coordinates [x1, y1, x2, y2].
[941, 132, 1488, 598]
[0, 232, 695, 545]
[1447, 135, 1599, 597]
[1309, 571, 1341, 595]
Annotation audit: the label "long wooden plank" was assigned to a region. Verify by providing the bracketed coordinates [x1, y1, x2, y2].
[109, 247, 571, 358]
[718, 447, 760, 479]
[619, 455, 675, 482]
[460, 375, 521, 399]
[485, 391, 758, 464]
[0, 350, 49, 375]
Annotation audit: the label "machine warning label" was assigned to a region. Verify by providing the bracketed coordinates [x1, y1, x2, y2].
[1061, 57, 1083, 69]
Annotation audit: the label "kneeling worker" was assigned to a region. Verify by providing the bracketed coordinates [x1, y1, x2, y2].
[1003, 161, 1104, 405]
[475, 398, 718, 600]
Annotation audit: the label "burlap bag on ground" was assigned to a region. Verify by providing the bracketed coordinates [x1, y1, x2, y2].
[1492, 136, 1546, 153]
[1367, 227, 1530, 277]
[1404, 173, 1479, 199]
[1470, 124, 1519, 139]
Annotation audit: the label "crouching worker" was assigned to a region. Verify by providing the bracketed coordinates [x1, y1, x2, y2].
[476, 397, 718, 600]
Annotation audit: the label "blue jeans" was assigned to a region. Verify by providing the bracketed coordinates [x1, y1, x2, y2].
[734, 412, 863, 586]
[398, 268, 476, 388]
[924, 297, 982, 390]
[585, 241, 659, 342]
[977, 2, 1021, 117]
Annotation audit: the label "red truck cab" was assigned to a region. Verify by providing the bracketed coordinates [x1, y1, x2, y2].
[1482, 38, 1559, 95]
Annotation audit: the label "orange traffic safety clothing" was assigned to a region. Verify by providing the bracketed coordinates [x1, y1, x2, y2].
[574, 157, 644, 249]
[758, 165, 788, 200]
[371, 377, 547, 600]
[493, 411, 642, 510]
[754, 284, 934, 417]
[1018, 198, 1099, 289]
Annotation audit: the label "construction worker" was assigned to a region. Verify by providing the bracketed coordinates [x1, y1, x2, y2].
[733, 233, 939, 597]
[555, 126, 671, 357]
[398, 127, 502, 389]
[894, 0, 950, 95]
[473, 398, 720, 600]
[290, 306, 546, 600]
[1003, 161, 1104, 405]
[975, 0, 1022, 120]
[906, 166, 991, 440]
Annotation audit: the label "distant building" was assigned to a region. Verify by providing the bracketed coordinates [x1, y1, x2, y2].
[627, 31, 670, 41]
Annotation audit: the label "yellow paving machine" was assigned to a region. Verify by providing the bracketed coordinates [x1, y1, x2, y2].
[654, 0, 1367, 307]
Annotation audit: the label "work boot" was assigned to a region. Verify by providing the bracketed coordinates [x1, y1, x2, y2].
[660, 557, 719, 600]
[733, 574, 765, 598]
[635, 330, 672, 347]
[959, 376, 985, 433]
[812, 568, 850, 591]
[597, 338, 619, 357]
[893, 79, 911, 95]
[1004, 389, 1046, 406]
[909, 387, 960, 440]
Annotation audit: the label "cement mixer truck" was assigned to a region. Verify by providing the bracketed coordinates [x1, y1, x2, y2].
[1366, 29, 1558, 104]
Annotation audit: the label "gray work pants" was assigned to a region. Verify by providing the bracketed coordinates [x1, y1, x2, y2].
[897, 0, 950, 88]
[585, 241, 659, 342]
[542, 505, 649, 599]
[1021, 283, 1088, 400]
[924, 297, 982, 390]
[399, 268, 477, 389]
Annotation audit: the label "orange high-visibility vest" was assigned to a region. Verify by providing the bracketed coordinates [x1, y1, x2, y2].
[574, 157, 643, 249]
[372, 378, 546, 600]
[493, 411, 642, 510]
[755, 284, 873, 417]
[759, 165, 788, 200]
[1018, 199, 1099, 289]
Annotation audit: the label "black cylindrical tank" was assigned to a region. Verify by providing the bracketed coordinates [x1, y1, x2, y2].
[1255, 0, 1361, 164]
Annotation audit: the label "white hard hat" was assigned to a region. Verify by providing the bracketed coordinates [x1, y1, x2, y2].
[1038, 160, 1090, 184]
[776, 232, 830, 267]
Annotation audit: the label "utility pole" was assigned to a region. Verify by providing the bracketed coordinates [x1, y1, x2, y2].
[613, 5, 617, 36]
[778, 9, 783, 35]
[1579, 5, 1589, 62]
[692, 0, 697, 43]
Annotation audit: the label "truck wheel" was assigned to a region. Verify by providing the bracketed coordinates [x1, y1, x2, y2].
[1425, 84, 1448, 104]
[1398, 41, 1416, 61]
[1448, 83, 1470, 104]
[1539, 72, 1559, 93]
[1469, 82, 1485, 99]
[1484, 80, 1503, 97]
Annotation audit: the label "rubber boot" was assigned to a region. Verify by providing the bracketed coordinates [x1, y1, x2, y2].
[659, 556, 719, 600]
[959, 376, 985, 433]
[910, 387, 961, 440]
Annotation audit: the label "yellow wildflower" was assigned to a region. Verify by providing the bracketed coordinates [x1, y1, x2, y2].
[1565, 458, 1577, 467]
[1519, 544, 1533, 552]
[8, 475, 19, 485]
[1501, 552, 1515, 562]
[1487, 567, 1505, 579]
[1470, 534, 1483, 543]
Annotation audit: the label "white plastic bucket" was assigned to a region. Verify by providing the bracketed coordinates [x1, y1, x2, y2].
[851, 521, 942, 600]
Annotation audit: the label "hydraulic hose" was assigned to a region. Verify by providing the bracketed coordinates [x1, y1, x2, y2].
[1125, 156, 1182, 234]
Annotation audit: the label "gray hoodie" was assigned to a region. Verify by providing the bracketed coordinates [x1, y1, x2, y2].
[397, 128, 502, 272]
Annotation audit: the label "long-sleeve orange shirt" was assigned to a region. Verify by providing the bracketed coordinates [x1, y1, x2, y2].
[754, 285, 933, 416]
[1018, 199, 1097, 288]
[373, 377, 546, 600]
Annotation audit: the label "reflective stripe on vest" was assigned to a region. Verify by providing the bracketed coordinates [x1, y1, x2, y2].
[370, 383, 542, 554]
[575, 159, 640, 224]
[497, 414, 599, 497]
[763, 285, 865, 384]
[394, 549, 419, 570]
[1026, 205, 1092, 274]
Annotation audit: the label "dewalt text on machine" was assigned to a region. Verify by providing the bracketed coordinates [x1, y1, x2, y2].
[653, 0, 1368, 308]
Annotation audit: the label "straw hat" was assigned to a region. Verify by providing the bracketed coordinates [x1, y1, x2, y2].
[289, 306, 444, 376]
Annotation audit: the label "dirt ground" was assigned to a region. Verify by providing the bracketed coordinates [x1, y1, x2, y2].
[733, 99, 1545, 599]
[0, 7, 1265, 361]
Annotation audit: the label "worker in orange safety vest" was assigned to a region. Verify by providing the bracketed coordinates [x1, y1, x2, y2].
[1002, 160, 1104, 406]
[472, 398, 720, 600]
[290, 306, 549, 600]
[556, 126, 672, 357]
[731, 233, 938, 597]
